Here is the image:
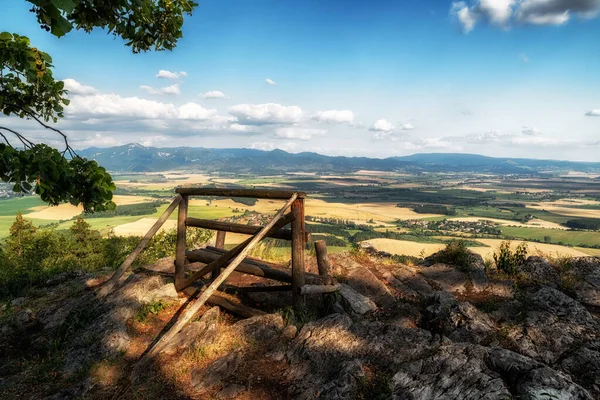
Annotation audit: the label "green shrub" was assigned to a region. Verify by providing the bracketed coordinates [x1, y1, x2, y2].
[493, 241, 528, 275]
[432, 240, 474, 271]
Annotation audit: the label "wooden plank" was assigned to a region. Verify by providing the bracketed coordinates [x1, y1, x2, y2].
[181, 288, 267, 318]
[175, 187, 306, 199]
[176, 213, 294, 291]
[300, 284, 341, 295]
[186, 248, 293, 283]
[175, 195, 189, 285]
[97, 196, 182, 297]
[186, 218, 293, 240]
[134, 193, 298, 369]
[291, 198, 306, 310]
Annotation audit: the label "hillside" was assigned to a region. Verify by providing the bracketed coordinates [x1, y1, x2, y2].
[78, 144, 600, 174]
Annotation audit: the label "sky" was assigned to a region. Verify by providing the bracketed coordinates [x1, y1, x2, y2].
[1, 0, 600, 161]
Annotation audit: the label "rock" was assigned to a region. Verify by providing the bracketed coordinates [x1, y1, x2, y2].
[422, 292, 496, 345]
[376, 266, 420, 301]
[487, 347, 593, 400]
[387, 264, 433, 296]
[420, 263, 483, 295]
[10, 297, 26, 307]
[338, 284, 377, 314]
[140, 257, 175, 273]
[505, 287, 599, 365]
[190, 350, 242, 392]
[568, 257, 600, 308]
[231, 313, 284, 343]
[282, 324, 297, 340]
[15, 308, 34, 325]
[115, 275, 178, 304]
[392, 344, 511, 399]
[162, 306, 219, 355]
[560, 345, 600, 398]
[345, 264, 396, 307]
[318, 359, 365, 400]
[517, 256, 560, 287]
[392, 344, 594, 400]
[216, 383, 245, 399]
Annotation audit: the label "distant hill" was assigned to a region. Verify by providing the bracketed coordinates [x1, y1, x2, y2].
[78, 144, 600, 174]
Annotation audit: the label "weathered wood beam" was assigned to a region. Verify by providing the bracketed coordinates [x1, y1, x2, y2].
[175, 195, 188, 284]
[186, 218, 293, 240]
[186, 248, 293, 283]
[300, 284, 341, 295]
[133, 193, 298, 370]
[315, 240, 334, 285]
[175, 187, 306, 199]
[291, 198, 306, 310]
[181, 287, 266, 318]
[98, 196, 182, 297]
[212, 231, 227, 280]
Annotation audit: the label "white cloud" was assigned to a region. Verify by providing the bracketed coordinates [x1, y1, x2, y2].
[266, 78, 277, 85]
[228, 103, 303, 125]
[369, 119, 395, 132]
[451, 2, 478, 32]
[178, 103, 218, 120]
[63, 78, 99, 95]
[156, 70, 187, 79]
[451, 0, 600, 31]
[585, 109, 600, 117]
[274, 127, 327, 141]
[522, 126, 541, 135]
[400, 122, 416, 131]
[202, 90, 226, 99]
[140, 84, 181, 95]
[313, 110, 355, 124]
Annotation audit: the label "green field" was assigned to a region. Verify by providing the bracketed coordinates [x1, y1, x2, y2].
[0, 197, 47, 216]
[501, 226, 600, 247]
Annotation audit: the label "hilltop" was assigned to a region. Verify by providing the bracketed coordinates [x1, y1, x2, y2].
[78, 144, 600, 175]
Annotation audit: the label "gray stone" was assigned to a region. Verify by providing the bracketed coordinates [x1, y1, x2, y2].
[216, 383, 245, 399]
[10, 297, 26, 307]
[338, 284, 377, 314]
[231, 313, 284, 343]
[162, 306, 220, 355]
[345, 264, 396, 307]
[517, 256, 560, 287]
[388, 264, 434, 296]
[319, 359, 365, 400]
[191, 350, 242, 392]
[561, 346, 600, 398]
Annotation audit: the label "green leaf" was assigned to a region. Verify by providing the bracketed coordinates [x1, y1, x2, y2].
[50, 16, 73, 38]
[0, 32, 12, 41]
[54, 0, 76, 13]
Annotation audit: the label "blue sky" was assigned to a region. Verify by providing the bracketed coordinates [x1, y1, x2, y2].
[2, 0, 600, 161]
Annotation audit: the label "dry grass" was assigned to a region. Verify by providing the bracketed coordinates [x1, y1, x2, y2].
[363, 239, 446, 257]
[24, 195, 155, 220]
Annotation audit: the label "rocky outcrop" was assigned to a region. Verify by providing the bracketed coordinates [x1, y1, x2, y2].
[162, 306, 220, 355]
[338, 284, 377, 314]
[190, 350, 242, 393]
[560, 344, 600, 398]
[569, 256, 600, 309]
[517, 256, 561, 287]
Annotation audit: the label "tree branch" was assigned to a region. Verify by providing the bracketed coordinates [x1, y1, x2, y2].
[0, 126, 35, 149]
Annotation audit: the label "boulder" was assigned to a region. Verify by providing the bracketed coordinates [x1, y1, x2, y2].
[504, 287, 600, 365]
[344, 264, 396, 307]
[318, 359, 365, 400]
[162, 306, 220, 355]
[338, 284, 377, 315]
[387, 264, 434, 296]
[516, 256, 560, 288]
[230, 313, 284, 343]
[568, 257, 600, 308]
[560, 344, 600, 398]
[190, 350, 242, 393]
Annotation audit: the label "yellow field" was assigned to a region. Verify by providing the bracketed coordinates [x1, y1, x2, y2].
[111, 218, 177, 236]
[24, 195, 154, 220]
[528, 204, 600, 219]
[365, 238, 591, 259]
[574, 247, 600, 256]
[448, 217, 567, 230]
[116, 172, 211, 190]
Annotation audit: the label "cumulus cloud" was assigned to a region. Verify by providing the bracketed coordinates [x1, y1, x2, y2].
[228, 103, 303, 125]
[585, 109, 600, 116]
[63, 78, 99, 95]
[400, 122, 416, 131]
[265, 78, 277, 85]
[201, 90, 226, 99]
[522, 126, 541, 135]
[369, 119, 395, 132]
[451, 1, 478, 32]
[274, 127, 327, 141]
[156, 70, 187, 79]
[140, 84, 181, 95]
[313, 110, 355, 124]
[451, 0, 600, 32]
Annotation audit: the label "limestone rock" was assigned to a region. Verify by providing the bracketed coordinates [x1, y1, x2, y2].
[162, 306, 220, 355]
[345, 264, 396, 307]
[569, 257, 600, 308]
[191, 350, 242, 392]
[230, 313, 284, 343]
[338, 284, 377, 314]
[216, 383, 245, 399]
[318, 359, 365, 400]
[517, 256, 560, 287]
[387, 264, 433, 296]
[560, 345, 600, 398]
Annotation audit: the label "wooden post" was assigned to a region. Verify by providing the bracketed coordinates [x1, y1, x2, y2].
[215, 231, 226, 249]
[314, 240, 331, 283]
[212, 230, 226, 280]
[98, 196, 182, 297]
[175, 195, 188, 287]
[291, 198, 306, 310]
[132, 193, 298, 372]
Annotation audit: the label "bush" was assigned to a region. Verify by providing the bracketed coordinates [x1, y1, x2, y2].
[431, 240, 475, 271]
[493, 241, 528, 275]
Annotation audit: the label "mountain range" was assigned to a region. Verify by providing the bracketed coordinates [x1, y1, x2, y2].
[78, 144, 600, 175]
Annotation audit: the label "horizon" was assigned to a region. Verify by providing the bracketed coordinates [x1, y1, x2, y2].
[1, 1, 600, 161]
